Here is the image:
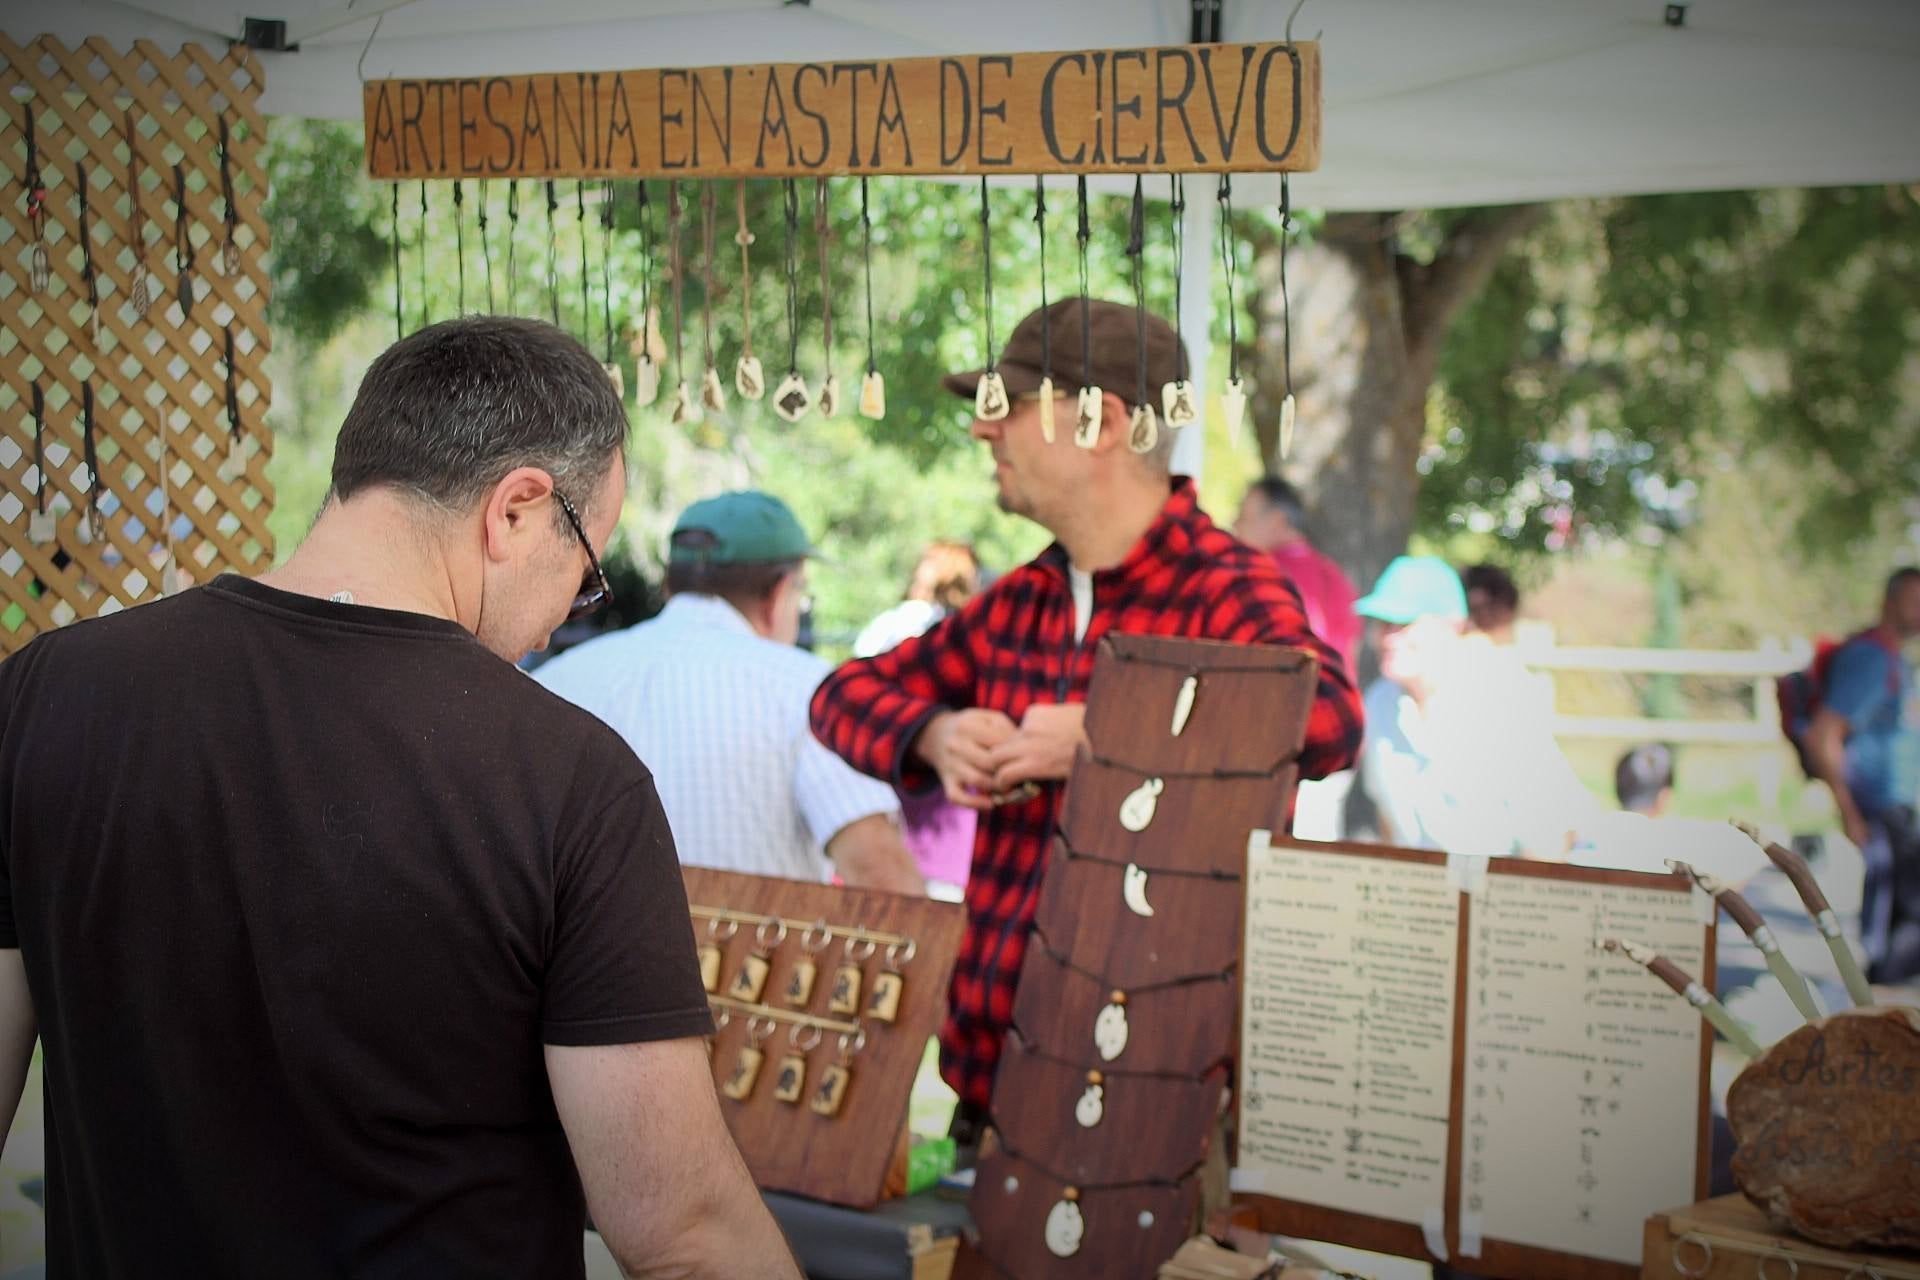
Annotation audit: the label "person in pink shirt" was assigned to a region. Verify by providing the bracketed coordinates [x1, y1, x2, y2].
[1234, 476, 1361, 674]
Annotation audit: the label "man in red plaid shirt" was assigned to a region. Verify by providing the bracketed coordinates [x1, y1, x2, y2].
[810, 300, 1363, 1136]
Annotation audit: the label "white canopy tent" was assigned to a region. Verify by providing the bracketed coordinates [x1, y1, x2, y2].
[14, 0, 1920, 471]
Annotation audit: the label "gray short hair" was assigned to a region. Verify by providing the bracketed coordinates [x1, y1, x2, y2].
[330, 316, 628, 519]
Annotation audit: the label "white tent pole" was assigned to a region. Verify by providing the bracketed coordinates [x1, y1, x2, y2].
[1171, 181, 1215, 483]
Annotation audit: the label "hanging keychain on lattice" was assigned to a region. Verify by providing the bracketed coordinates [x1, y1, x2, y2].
[76, 161, 100, 345]
[814, 178, 841, 418]
[172, 163, 195, 322]
[599, 180, 622, 398]
[1125, 176, 1159, 454]
[27, 385, 54, 546]
[217, 117, 242, 277]
[629, 180, 660, 407]
[1278, 174, 1298, 460]
[23, 102, 50, 292]
[220, 326, 244, 479]
[123, 110, 153, 319]
[856, 178, 884, 420]
[1073, 176, 1102, 449]
[771, 179, 812, 424]
[699, 182, 727, 414]
[80, 383, 104, 547]
[734, 181, 765, 401]
[1161, 174, 1198, 429]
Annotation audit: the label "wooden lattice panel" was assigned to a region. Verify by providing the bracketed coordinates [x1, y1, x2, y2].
[1, 34, 272, 654]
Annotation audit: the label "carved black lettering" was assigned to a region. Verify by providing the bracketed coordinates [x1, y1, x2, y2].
[659, 70, 688, 170]
[519, 84, 551, 170]
[399, 81, 426, 173]
[939, 58, 971, 166]
[870, 64, 912, 166]
[754, 71, 794, 169]
[1091, 52, 1107, 163]
[428, 80, 453, 171]
[691, 68, 734, 166]
[792, 64, 830, 167]
[483, 78, 515, 173]
[1153, 48, 1202, 164]
[551, 74, 588, 170]
[976, 55, 1012, 166]
[605, 74, 639, 168]
[1253, 42, 1304, 163]
[831, 63, 878, 166]
[457, 79, 482, 173]
[368, 83, 399, 175]
[1109, 50, 1148, 165]
[1198, 45, 1255, 160]
[1040, 54, 1089, 165]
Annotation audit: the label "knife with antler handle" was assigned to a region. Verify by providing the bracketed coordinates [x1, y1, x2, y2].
[1601, 937, 1762, 1058]
[1731, 820, 1873, 1009]
[1668, 859, 1822, 1023]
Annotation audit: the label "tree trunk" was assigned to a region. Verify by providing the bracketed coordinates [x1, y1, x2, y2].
[1244, 206, 1544, 594]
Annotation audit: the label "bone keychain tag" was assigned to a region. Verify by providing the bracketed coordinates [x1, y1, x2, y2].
[722, 1017, 775, 1101]
[865, 938, 915, 1025]
[1045, 1188, 1086, 1258]
[773, 1024, 821, 1105]
[698, 917, 736, 994]
[1220, 378, 1249, 445]
[1075, 1070, 1106, 1128]
[772, 371, 813, 424]
[809, 1029, 865, 1117]
[784, 919, 831, 1007]
[1094, 990, 1130, 1061]
[857, 370, 886, 420]
[975, 371, 1010, 422]
[699, 365, 728, 414]
[1118, 777, 1165, 833]
[1161, 380, 1199, 430]
[728, 916, 786, 1004]
[217, 118, 242, 278]
[1073, 385, 1104, 449]
[828, 935, 874, 1016]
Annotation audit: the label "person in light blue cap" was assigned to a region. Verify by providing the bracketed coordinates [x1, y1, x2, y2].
[1357, 556, 1595, 857]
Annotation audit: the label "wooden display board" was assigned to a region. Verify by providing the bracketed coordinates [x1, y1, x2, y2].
[961, 634, 1321, 1280]
[365, 41, 1320, 180]
[684, 867, 964, 1210]
[1642, 1195, 1920, 1280]
[1235, 836, 1716, 1280]
[1, 34, 274, 653]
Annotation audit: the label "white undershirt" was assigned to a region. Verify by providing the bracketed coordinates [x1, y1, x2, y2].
[1070, 568, 1094, 645]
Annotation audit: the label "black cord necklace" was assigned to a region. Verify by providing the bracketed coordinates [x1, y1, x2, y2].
[1124, 175, 1157, 454]
[223, 325, 243, 474]
[23, 102, 49, 292]
[417, 181, 430, 328]
[1072, 175, 1100, 449]
[1216, 175, 1247, 442]
[599, 180, 620, 397]
[771, 179, 812, 423]
[218, 117, 241, 277]
[734, 180, 763, 401]
[666, 181, 693, 424]
[544, 179, 560, 326]
[172, 163, 194, 322]
[1034, 176, 1055, 442]
[814, 178, 841, 416]
[505, 180, 520, 306]
[1163, 174, 1197, 428]
[390, 182, 403, 338]
[631, 181, 658, 406]
[75, 162, 99, 344]
[856, 177, 883, 419]
[452, 180, 466, 314]
[699, 182, 724, 412]
[478, 178, 493, 311]
[1278, 174, 1297, 459]
[28, 384, 51, 544]
[81, 382, 103, 545]
[123, 110, 152, 319]
[974, 177, 1008, 421]
[576, 180, 589, 335]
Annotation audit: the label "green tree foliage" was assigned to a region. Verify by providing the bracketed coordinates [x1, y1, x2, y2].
[262, 119, 389, 344]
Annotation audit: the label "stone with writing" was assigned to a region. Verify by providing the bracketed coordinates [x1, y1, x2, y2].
[1728, 1005, 1920, 1250]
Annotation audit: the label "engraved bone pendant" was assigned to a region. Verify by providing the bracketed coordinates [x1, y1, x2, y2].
[866, 970, 904, 1024]
[700, 366, 728, 414]
[1045, 1197, 1085, 1257]
[975, 370, 1010, 421]
[729, 953, 771, 1004]
[858, 369, 886, 420]
[773, 1053, 807, 1104]
[1161, 379, 1198, 429]
[1073, 385, 1103, 448]
[1220, 376, 1248, 444]
[827, 962, 863, 1016]
[735, 354, 766, 401]
[633, 356, 661, 408]
[668, 381, 698, 426]
[601, 362, 624, 401]
[698, 943, 722, 994]
[1119, 777, 1165, 833]
[1094, 998, 1129, 1061]
[1171, 674, 1198, 736]
[1279, 392, 1297, 459]
[1076, 1074, 1105, 1128]
[1037, 375, 1057, 444]
[1122, 863, 1155, 918]
[28, 510, 56, 546]
[130, 261, 154, 318]
[721, 1046, 764, 1100]
[817, 373, 843, 418]
[773, 372, 813, 423]
[784, 958, 817, 1007]
[1128, 403, 1160, 454]
[810, 1063, 851, 1116]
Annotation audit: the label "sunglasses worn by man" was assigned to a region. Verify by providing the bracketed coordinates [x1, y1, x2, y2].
[554, 490, 613, 621]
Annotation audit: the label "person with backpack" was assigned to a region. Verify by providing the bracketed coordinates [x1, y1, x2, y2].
[1794, 567, 1920, 983]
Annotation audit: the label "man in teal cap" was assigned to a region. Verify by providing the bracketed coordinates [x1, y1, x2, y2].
[1357, 556, 1593, 856]
[539, 491, 924, 892]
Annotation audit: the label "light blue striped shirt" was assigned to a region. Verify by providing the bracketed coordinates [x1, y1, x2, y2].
[535, 595, 899, 883]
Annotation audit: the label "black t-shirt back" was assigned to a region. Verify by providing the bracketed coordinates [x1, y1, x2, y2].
[0, 577, 712, 1277]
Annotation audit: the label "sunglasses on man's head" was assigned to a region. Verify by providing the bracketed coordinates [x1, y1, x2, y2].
[553, 491, 613, 621]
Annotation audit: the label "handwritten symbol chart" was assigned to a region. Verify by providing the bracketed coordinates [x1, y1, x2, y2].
[1458, 874, 1704, 1264]
[1239, 842, 1458, 1227]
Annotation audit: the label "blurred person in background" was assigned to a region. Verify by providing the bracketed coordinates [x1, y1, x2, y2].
[1463, 562, 1521, 646]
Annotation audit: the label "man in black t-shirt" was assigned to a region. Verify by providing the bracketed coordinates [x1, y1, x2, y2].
[0, 317, 798, 1278]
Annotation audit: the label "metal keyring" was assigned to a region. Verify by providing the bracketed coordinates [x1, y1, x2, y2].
[1757, 1255, 1798, 1280]
[802, 919, 832, 952]
[885, 938, 918, 967]
[756, 917, 788, 949]
[747, 1016, 776, 1046]
[1843, 1267, 1885, 1280]
[711, 1008, 731, 1032]
[837, 1029, 868, 1060]
[845, 935, 878, 962]
[1672, 1233, 1712, 1278]
[708, 917, 738, 941]
[789, 1024, 823, 1052]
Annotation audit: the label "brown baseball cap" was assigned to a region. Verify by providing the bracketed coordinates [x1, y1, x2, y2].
[941, 299, 1189, 411]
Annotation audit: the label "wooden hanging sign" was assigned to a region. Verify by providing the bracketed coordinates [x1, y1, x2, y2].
[363, 41, 1320, 181]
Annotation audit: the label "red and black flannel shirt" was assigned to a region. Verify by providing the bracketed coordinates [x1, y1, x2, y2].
[809, 480, 1363, 1106]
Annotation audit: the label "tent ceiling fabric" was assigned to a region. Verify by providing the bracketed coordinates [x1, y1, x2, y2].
[14, 0, 1920, 209]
